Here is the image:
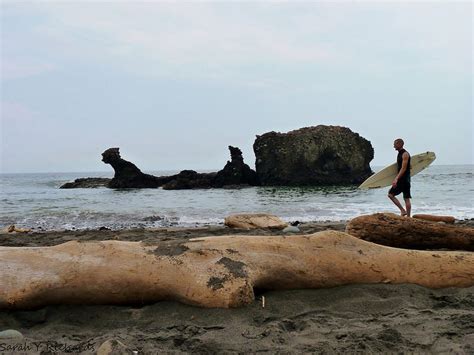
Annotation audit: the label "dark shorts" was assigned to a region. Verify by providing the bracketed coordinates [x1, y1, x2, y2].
[389, 181, 411, 199]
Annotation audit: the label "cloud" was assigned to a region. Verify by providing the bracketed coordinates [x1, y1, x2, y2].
[1, 101, 38, 122]
[2, 2, 471, 88]
[1, 59, 56, 80]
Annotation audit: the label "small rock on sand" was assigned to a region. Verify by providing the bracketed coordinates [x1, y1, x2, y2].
[0, 329, 24, 339]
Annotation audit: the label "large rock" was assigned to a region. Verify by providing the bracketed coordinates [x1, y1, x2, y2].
[60, 177, 110, 189]
[101, 148, 173, 188]
[161, 170, 216, 190]
[346, 213, 474, 251]
[213, 146, 259, 187]
[224, 213, 288, 229]
[253, 125, 374, 185]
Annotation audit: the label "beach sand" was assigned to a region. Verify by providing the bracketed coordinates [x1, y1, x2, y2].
[1, 223, 473, 354]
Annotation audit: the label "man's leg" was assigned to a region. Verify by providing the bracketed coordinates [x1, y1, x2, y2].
[404, 198, 411, 217]
[388, 193, 407, 216]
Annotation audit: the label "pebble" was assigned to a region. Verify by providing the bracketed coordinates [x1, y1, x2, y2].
[282, 226, 300, 233]
[0, 329, 24, 339]
[96, 339, 134, 355]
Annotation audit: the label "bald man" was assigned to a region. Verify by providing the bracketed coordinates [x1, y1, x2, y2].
[388, 138, 411, 217]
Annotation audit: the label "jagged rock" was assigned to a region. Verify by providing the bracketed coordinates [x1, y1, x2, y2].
[253, 125, 374, 185]
[213, 146, 259, 187]
[60, 146, 258, 190]
[1, 232, 473, 309]
[162, 170, 216, 190]
[101, 148, 173, 188]
[224, 213, 288, 229]
[60, 178, 110, 189]
[346, 213, 474, 251]
[413, 214, 456, 224]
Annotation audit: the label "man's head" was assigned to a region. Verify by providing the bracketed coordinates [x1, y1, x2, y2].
[393, 138, 404, 151]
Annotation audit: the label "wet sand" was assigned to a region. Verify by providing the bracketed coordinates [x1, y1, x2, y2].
[1, 222, 473, 354]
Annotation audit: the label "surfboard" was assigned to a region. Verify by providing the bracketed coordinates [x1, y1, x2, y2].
[358, 151, 436, 189]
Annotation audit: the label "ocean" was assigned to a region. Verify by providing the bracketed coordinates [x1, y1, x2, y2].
[1, 165, 472, 231]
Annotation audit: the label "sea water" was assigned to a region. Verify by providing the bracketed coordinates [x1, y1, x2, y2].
[0, 165, 472, 230]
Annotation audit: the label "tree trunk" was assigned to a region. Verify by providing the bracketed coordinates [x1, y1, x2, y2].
[412, 214, 455, 224]
[1, 231, 473, 310]
[346, 213, 474, 251]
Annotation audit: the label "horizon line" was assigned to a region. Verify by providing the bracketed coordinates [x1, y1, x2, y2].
[1, 163, 473, 175]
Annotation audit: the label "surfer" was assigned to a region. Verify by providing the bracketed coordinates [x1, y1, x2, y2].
[388, 138, 411, 217]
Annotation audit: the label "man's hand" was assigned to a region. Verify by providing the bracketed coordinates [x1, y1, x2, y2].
[392, 178, 398, 188]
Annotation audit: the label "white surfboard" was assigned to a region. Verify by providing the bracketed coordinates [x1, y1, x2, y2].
[359, 151, 436, 189]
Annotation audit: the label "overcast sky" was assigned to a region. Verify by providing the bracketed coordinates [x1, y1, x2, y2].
[1, 1, 472, 173]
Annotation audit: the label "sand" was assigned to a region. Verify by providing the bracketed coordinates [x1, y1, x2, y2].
[1, 223, 473, 354]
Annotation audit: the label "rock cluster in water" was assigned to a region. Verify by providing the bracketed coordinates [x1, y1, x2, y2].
[61, 146, 258, 190]
[253, 125, 373, 185]
[61, 125, 374, 189]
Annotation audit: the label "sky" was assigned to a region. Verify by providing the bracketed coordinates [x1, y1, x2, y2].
[1, 1, 472, 173]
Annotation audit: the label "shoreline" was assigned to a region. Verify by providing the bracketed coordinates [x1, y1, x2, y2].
[0, 221, 347, 247]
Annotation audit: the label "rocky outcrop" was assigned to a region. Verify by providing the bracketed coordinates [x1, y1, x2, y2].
[224, 213, 288, 230]
[61, 146, 258, 190]
[253, 125, 373, 186]
[213, 146, 259, 188]
[60, 177, 110, 189]
[346, 213, 474, 251]
[161, 170, 216, 190]
[101, 148, 173, 188]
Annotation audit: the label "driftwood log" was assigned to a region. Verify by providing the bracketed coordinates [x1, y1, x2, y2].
[412, 214, 455, 224]
[346, 213, 474, 251]
[1, 231, 473, 310]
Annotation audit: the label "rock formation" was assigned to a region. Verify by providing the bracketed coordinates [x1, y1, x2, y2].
[253, 125, 373, 185]
[213, 146, 259, 188]
[346, 213, 474, 251]
[60, 146, 258, 190]
[161, 170, 216, 190]
[60, 177, 110, 189]
[101, 148, 173, 188]
[1, 231, 473, 310]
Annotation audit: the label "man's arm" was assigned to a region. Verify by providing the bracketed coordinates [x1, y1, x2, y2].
[392, 152, 409, 187]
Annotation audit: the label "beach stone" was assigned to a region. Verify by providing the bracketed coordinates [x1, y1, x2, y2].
[0, 329, 23, 339]
[253, 125, 373, 185]
[282, 225, 300, 233]
[225, 213, 288, 230]
[3, 225, 31, 233]
[96, 339, 134, 355]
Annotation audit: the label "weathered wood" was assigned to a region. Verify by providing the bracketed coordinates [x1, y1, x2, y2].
[1, 231, 473, 310]
[412, 214, 455, 224]
[346, 213, 474, 251]
[224, 213, 288, 229]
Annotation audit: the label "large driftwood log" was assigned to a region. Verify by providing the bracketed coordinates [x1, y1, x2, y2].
[346, 213, 474, 251]
[412, 214, 455, 224]
[1, 231, 473, 310]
